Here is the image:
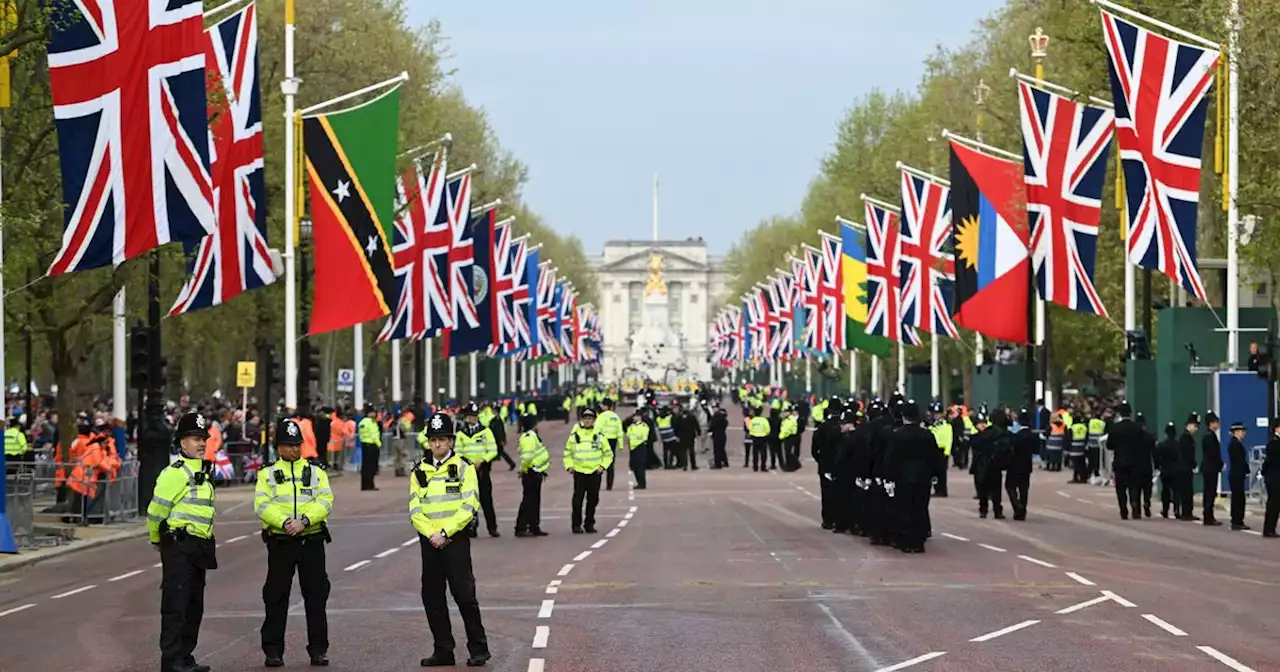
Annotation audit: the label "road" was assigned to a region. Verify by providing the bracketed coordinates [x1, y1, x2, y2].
[1, 407, 1278, 672]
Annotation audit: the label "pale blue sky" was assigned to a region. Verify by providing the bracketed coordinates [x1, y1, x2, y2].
[406, 1, 1004, 255]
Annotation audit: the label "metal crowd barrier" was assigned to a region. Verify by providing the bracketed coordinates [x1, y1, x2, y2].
[5, 471, 35, 546]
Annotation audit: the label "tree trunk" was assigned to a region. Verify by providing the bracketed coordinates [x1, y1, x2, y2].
[48, 330, 78, 464]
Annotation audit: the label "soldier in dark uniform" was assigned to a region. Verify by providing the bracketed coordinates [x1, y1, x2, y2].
[1106, 404, 1143, 519]
[1262, 424, 1280, 538]
[1007, 409, 1038, 521]
[886, 401, 936, 552]
[1226, 421, 1251, 531]
[1201, 411, 1224, 526]
[969, 414, 1007, 519]
[1177, 414, 1201, 521]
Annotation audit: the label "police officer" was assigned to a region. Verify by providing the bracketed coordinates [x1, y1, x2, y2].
[256, 418, 334, 667]
[597, 398, 624, 489]
[357, 406, 382, 491]
[1177, 413, 1201, 521]
[1226, 421, 1251, 531]
[1007, 409, 1038, 521]
[412, 412, 491, 667]
[148, 411, 218, 672]
[626, 411, 651, 489]
[1201, 411, 1224, 526]
[887, 401, 935, 553]
[748, 406, 771, 473]
[454, 402, 500, 537]
[1261, 424, 1280, 538]
[515, 414, 549, 537]
[565, 406, 611, 533]
[1107, 403, 1144, 520]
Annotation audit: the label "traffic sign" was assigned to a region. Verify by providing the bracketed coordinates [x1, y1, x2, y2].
[337, 368, 355, 393]
[236, 361, 257, 388]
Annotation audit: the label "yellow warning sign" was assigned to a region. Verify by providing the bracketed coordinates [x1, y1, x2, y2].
[236, 361, 257, 388]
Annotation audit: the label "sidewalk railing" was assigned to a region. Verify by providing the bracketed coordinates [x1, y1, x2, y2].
[6, 458, 140, 547]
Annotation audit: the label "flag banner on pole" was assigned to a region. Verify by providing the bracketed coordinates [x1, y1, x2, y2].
[817, 232, 847, 354]
[773, 272, 796, 361]
[740, 298, 755, 363]
[949, 141, 1031, 343]
[444, 209, 495, 356]
[47, 0, 216, 276]
[556, 283, 577, 363]
[489, 229, 530, 356]
[899, 169, 959, 339]
[377, 150, 450, 342]
[1017, 79, 1114, 317]
[522, 248, 541, 355]
[303, 84, 402, 335]
[534, 264, 558, 359]
[1100, 8, 1217, 302]
[840, 223, 893, 357]
[862, 198, 918, 345]
[170, 3, 270, 315]
[759, 281, 780, 361]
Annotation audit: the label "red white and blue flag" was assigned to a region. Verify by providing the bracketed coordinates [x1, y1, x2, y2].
[377, 151, 450, 342]
[899, 170, 959, 339]
[533, 263, 559, 359]
[47, 0, 216, 276]
[1018, 79, 1114, 317]
[443, 174, 478, 331]
[1101, 9, 1218, 302]
[817, 232, 847, 354]
[489, 230, 532, 356]
[170, 3, 270, 316]
[863, 198, 916, 345]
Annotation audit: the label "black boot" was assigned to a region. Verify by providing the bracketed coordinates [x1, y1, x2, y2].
[421, 653, 456, 667]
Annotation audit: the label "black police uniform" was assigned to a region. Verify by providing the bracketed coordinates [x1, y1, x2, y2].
[1201, 412, 1224, 525]
[1007, 411, 1038, 521]
[1261, 432, 1280, 537]
[1107, 409, 1144, 519]
[260, 419, 332, 668]
[886, 404, 936, 552]
[1177, 416, 1201, 520]
[1226, 423, 1250, 529]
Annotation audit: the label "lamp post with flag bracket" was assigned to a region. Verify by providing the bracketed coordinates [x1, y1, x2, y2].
[1027, 26, 1051, 414]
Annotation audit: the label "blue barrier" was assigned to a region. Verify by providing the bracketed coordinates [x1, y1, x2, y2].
[0, 433, 16, 553]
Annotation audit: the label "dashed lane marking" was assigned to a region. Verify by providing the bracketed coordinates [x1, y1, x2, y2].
[401, 538, 418, 547]
[606, 529, 619, 538]
[0, 604, 35, 618]
[1197, 646, 1257, 672]
[969, 619, 1039, 642]
[50, 585, 97, 600]
[532, 625, 550, 648]
[374, 548, 399, 559]
[557, 564, 575, 577]
[623, 512, 634, 520]
[538, 600, 555, 618]
[1055, 596, 1111, 615]
[548, 580, 562, 587]
[1142, 614, 1187, 637]
[545, 586, 558, 595]
[108, 570, 145, 582]
[1243, 530, 1262, 536]
[875, 651, 947, 672]
[1056, 491, 1072, 498]
[152, 562, 163, 568]
[618, 520, 629, 528]
[527, 659, 545, 672]
[1064, 572, 1096, 586]
[629, 506, 638, 513]
[940, 533, 969, 542]
[572, 551, 592, 562]
[343, 560, 370, 572]
[1101, 590, 1136, 608]
[590, 540, 607, 549]
[1017, 554, 1057, 569]
[224, 534, 249, 544]
[977, 543, 1006, 553]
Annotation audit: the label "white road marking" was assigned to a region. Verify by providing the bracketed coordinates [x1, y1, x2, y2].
[401, 538, 418, 547]
[1141, 614, 1187, 636]
[940, 533, 969, 542]
[343, 560, 370, 572]
[977, 543, 1006, 553]
[0, 604, 36, 618]
[528, 659, 545, 672]
[573, 551, 592, 562]
[375, 548, 399, 558]
[50, 585, 97, 600]
[1056, 490, 1072, 498]
[538, 599, 555, 618]
[545, 586, 558, 595]
[629, 506, 638, 513]
[1243, 530, 1262, 536]
[153, 562, 163, 568]
[591, 540, 607, 549]
[969, 619, 1039, 642]
[1074, 497, 1092, 504]
[875, 651, 947, 672]
[532, 625, 550, 648]
[108, 570, 144, 582]
[548, 580, 562, 586]
[1017, 554, 1057, 568]
[1055, 596, 1111, 615]
[224, 534, 249, 544]
[1064, 572, 1096, 586]
[1197, 646, 1257, 672]
[618, 520, 629, 528]
[606, 529, 619, 538]
[624, 512, 634, 520]
[557, 564, 575, 576]
[1101, 590, 1136, 608]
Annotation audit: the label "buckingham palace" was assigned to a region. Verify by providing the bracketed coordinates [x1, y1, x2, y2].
[591, 238, 730, 382]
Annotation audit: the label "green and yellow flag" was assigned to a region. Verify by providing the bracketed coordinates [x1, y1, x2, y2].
[840, 222, 892, 357]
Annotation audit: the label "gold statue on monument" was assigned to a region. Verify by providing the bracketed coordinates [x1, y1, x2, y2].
[644, 252, 667, 296]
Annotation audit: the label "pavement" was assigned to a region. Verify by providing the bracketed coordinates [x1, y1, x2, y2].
[1, 409, 1277, 672]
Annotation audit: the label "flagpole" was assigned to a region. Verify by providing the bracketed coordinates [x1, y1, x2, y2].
[297, 71, 410, 117]
[1225, 0, 1240, 367]
[448, 356, 457, 401]
[1030, 29, 1051, 411]
[850, 350, 858, 395]
[896, 342, 905, 393]
[113, 288, 126, 421]
[498, 354, 506, 395]
[391, 341, 402, 404]
[425, 339, 434, 405]
[469, 352, 478, 400]
[0, 114, 13, 554]
[354, 324, 364, 410]
[871, 355, 880, 398]
[283, 0, 299, 411]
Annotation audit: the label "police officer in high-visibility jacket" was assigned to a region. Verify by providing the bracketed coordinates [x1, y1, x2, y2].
[748, 407, 771, 472]
[256, 418, 334, 668]
[148, 411, 217, 672]
[412, 412, 491, 668]
[515, 414, 550, 537]
[626, 411, 650, 489]
[596, 398, 624, 491]
[455, 402, 500, 537]
[565, 407, 611, 534]
[930, 412, 953, 497]
[357, 407, 382, 491]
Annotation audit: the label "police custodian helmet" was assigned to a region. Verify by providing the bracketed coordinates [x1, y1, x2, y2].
[174, 411, 211, 440]
[276, 418, 303, 446]
[426, 412, 457, 439]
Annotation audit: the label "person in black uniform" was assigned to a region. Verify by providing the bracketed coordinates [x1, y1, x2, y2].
[1226, 421, 1251, 531]
[1133, 414, 1156, 517]
[867, 397, 902, 544]
[484, 400, 516, 472]
[675, 407, 700, 470]
[709, 407, 729, 469]
[1201, 411, 1224, 526]
[849, 400, 881, 537]
[969, 414, 1007, 519]
[1262, 424, 1280, 538]
[1106, 404, 1143, 519]
[814, 400, 844, 531]
[832, 408, 860, 534]
[1156, 422, 1183, 518]
[1006, 409, 1038, 521]
[887, 401, 935, 552]
[768, 403, 784, 470]
[1176, 414, 1201, 521]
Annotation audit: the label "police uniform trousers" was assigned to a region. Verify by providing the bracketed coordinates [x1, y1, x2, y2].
[516, 472, 545, 532]
[1159, 473, 1179, 517]
[477, 463, 498, 534]
[897, 482, 930, 551]
[846, 482, 866, 535]
[1069, 452, 1088, 482]
[866, 484, 890, 544]
[662, 440, 679, 469]
[1045, 446, 1062, 471]
[1229, 472, 1247, 526]
[934, 457, 949, 497]
[361, 443, 380, 490]
[1112, 466, 1142, 518]
[768, 436, 783, 469]
[1178, 473, 1197, 519]
[976, 470, 1003, 517]
[1004, 469, 1030, 519]
[571, 471, 602, 530]
[630, 448, 648, 489]
[159, 533, 216, 671]
[818, 472, 836, 527]
[419, 533, 489, 659]
[496, 444, 517, 470]
[712, 434, 728, 468]
[605, 438, 618, 490]
[684, 438, 698, 470]
[952, 439, 969, 469]
[1263, 480, 1280, 536]
[1086, 446, 1100, 478]
[743, 434, 752, 468]
[751, 437, 769, 472]
[261, 532, 330, 658]
[1202, 470, 1221, 522]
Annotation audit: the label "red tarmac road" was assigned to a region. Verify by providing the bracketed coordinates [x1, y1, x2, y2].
[1, 408, 1277, 672]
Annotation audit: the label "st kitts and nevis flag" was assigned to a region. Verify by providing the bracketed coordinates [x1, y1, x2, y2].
[171, 3, 272, 316]
[302, 82, 403, 335]
[838, 222, 893, 357]
[46, 0, 216, 276]
[443, 208, 496, 356]
[1017, 77, 1114, 317]
[377, 149, 450, 343]
[1100, 7, 1219, 303]
[948, 139, 1030, 343]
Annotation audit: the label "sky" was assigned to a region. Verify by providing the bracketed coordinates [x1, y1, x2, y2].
[406, 1, 1006, 256]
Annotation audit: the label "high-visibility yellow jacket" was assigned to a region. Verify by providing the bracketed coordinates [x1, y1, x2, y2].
[147, 456, 216, 543]
[564, 424, 612, 474]
[748, 417, 771, 438]
[478, 408, 495, 428]
[4, 427, 27, 455]
[455, 425, 498, 463]
[626, 422, 650, 451]
[780, 416, 798, 440]
[409, 452, 478, 538]
[254, 458, 333, 536]
[811, 401, 827, 424]
[358, 416, 381, 447]
[597, 410, 623, 440]
[931, 422, 953, 456]
[518, 430, 550, 473]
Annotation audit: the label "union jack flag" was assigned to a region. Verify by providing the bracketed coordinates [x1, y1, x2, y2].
[1101, 9, 1218, 302]
[170, 4, 269, 316]
[899, 170, 959, 339]
[534, 263, 559, 358]
[772, 272, 796, 361]
[489, 232, 532, 355]
[817, 232, 847, 353]
[556, 283, 577, 363]
[377, 151, 450, 342]
[745, 288, 768, 361]
[864, 198, 919, 345]
[1018, 79, 1114, 317]
[442, 175, 478, 331]
[47, 0, 216, 276]
[758, 281, 780, 361]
